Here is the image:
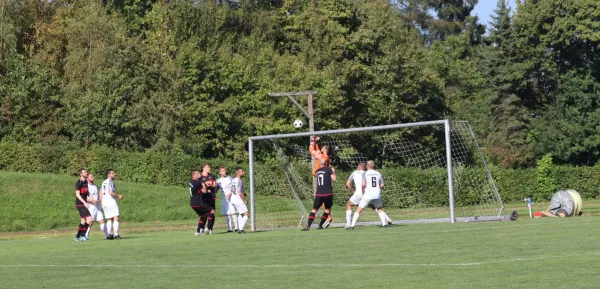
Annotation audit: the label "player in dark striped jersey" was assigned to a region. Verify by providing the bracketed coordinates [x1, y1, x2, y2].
[74, 168, 92, 242]
[301, 160, 336, 231]
[198, 163, 218, 235]
[190, 169, 215, 236]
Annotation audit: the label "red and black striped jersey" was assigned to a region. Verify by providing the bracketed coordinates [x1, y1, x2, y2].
[200, 174, 217, 201]
[75, 179, 89, 206]
[189, 179, 205, 206]
[315, 167, 334, 196]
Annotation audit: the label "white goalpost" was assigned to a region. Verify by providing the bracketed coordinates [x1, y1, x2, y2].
[248, 120, 506, 231]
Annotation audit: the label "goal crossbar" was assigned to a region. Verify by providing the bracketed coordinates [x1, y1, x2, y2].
[248, 119, 460, 231]
[248, 120, 447, 141]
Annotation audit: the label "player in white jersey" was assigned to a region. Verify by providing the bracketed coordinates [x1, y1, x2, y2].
[101, 169, 123, 240]
[349, 160, 390, 230]
[345, 163, 392, 228]
[216, 167, 235, 232]
[85, 174, 109, 239]
[228, 167, 249, 234]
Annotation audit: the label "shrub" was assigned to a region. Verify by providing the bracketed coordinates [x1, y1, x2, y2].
[0, 142, 599, 211]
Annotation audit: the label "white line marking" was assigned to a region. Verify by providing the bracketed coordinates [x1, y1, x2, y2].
[1, 251, 598, 269]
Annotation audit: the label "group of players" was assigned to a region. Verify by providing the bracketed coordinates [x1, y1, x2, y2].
[189, 164, 250, 235]
[73, 163, 249, 241]
[73, 168, 122, 241]
[303, 136, 392, 231]
[73, 136, 390, 239]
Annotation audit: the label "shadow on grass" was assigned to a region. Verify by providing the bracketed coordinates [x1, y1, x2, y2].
[107, 236, 141, 240]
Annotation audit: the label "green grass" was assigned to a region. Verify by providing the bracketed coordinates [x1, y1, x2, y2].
[3, 170, 600, 232]
[0, 170, 194, 231]
[2, 170, 600, 288]
[1, 217, 600, 288]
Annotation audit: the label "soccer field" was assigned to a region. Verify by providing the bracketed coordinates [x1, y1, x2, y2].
[1, 218, 600, 289]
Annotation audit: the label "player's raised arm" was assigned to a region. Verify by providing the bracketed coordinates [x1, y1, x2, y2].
[309, 136, 321, 157]
[330, 167, 337, 182]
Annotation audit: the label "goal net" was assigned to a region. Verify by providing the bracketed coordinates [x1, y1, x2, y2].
[248, 120, 506, 231]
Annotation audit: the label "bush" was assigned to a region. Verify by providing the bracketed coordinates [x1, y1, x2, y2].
[0, 142, 599, 209]
[537, 154, 557, 201]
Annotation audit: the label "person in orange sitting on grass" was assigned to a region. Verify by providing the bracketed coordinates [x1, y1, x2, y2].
[309, 136, 334, 227]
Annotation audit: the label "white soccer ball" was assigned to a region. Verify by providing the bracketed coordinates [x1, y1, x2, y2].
[293, 119, 304, 129]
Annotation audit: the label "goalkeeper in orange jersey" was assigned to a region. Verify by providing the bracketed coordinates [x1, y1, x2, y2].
[309, 136, 330, 175]
[309, 136, 337, 227]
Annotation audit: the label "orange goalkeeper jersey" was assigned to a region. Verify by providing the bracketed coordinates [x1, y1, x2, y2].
[309, 142, 330, 176]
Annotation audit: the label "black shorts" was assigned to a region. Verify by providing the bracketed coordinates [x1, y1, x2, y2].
[313, 195, 333, 210]
[207, 199, 216, 210]
[76, 206, 91, 218]
[191, 204, 212, 217]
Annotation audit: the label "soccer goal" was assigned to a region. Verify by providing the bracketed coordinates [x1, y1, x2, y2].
[247, 120, 506, 231]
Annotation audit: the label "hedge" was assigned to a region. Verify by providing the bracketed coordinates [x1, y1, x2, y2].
[1, 142, 599, 206]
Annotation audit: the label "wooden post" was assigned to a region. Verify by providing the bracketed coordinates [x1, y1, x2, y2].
[268, 91, 318, 191]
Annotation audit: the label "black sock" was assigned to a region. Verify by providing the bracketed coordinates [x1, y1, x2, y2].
[319, 212, 330, 227]
[207, 214, 215, 230]
[76, 224, 83, 238]
[201, 215, 208, 229]
[197, 219, 204, 233]
[307, 212, 316, 227]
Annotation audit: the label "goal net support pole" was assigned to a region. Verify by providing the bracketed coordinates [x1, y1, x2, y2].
[445, 120, 456, 223]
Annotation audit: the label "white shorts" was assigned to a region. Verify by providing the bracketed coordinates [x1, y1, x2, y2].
[228, 202, 248, 215]
[349, 194, 362, 205]
[102, 204, 120, 219]
[87, 205, 104, 221]
[358, 197, 382, 209]
[221, 200, 230, 215]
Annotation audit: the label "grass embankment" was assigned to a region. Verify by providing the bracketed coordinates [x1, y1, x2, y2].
[2, 170, 600, 233]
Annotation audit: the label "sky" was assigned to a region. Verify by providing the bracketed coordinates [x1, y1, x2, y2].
[472, 0, 517, 29]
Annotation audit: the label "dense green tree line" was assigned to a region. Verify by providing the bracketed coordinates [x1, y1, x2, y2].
[0, 0, 599, 168]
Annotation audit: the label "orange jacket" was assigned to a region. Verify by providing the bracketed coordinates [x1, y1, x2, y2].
[309, 141, 329, 176]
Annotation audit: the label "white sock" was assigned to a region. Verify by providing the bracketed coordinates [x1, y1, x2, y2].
[239, 215, 248, 231]
[384, 212, 392, 223]
[113, 221, 119, 236]
[378, 211, 387, 226]
[85, 224, 92, 238]
[107, 220, 113, 235]
[346, 210, 352, 227]
[226, 216, 232, 231]
[100, 223, 109, 237]
[351, 212, 360, 227]
[231, 215, 238, 230]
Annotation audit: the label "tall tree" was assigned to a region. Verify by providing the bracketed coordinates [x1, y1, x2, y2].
[488, 0, 511, 46]
[103, 0, 156, 36]
[428, 0, 479, 41]
[474, 0, 533, 167]
[511, 0, 600, 164]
